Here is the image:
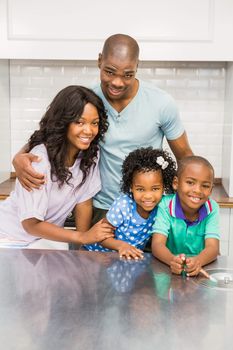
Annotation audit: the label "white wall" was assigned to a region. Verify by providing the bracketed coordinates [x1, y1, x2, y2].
[222, 62, 233, 196]
[0, 59, 11, 182]
[9, 59, 225, 177]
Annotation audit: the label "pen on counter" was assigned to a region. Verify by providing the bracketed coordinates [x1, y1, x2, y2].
[179, 254, 187, 278]
[199, 268, 217, 282]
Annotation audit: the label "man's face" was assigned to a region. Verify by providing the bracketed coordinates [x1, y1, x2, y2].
[98, 53, 138, 101]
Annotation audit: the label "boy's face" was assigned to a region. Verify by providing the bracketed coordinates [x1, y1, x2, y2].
[131, 170, 164, 219]
[173, 162, 214, 215]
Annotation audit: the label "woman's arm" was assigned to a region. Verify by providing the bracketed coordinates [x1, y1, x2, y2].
[70, 199, 93, 249]
[13, 144, 45, 191]
[74, 199, 93, 232]
[22, 217, 114, 245]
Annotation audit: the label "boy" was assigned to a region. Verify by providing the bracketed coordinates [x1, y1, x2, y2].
[152, 156, 220, 276]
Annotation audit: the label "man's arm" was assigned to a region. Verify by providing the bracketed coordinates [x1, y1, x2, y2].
[13, 144, 45, 191]
[167, 132, 193, 161]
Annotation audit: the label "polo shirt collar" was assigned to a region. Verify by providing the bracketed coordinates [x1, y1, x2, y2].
[169, 194, 213, 224]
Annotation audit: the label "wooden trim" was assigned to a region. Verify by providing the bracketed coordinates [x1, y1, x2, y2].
[214, 178, 222, 185]
[1, 176, 233, 207]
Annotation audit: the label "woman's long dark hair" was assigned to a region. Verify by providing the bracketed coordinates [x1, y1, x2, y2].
[27, 85, 108, 187]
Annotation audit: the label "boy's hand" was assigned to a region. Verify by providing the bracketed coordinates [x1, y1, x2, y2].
[13, 153, 45, 191]
[118, 242, 144, 260]
[185, 257, 202, 276]
[170, 254, 185, 275]
[79, 219, 114, 245]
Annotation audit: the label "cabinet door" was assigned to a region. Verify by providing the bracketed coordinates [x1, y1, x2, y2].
[1, 0, 233, 60]
[229, 208, 233, 257]
[219, 208, 230, 256]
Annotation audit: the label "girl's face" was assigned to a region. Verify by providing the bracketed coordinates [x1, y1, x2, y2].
[66, 103, 99, 164]
[173, 162, 213, 218]
[131, 170, 164, 219]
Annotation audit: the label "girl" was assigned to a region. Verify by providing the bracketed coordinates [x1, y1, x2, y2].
[0, 85, 114, 248]
[84, 147, 177, 259]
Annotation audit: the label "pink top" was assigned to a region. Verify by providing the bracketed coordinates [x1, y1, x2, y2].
[0, 144, 101, 245]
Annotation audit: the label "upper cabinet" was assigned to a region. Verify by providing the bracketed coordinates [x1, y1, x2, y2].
[0, 0, 233, 61]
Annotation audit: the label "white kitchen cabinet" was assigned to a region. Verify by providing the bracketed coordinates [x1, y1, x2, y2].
[229, 208, 233, 257]
[219, 208, 230, 256]
[1, 0, 233, 60]
[219, 207, 233, 257]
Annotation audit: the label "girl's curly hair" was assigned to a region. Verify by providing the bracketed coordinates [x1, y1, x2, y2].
[27, 85, 108, 188]
[121, 147, 177, 194]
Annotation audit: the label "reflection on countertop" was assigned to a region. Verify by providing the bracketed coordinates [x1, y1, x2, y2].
[0, 250, 233, 350]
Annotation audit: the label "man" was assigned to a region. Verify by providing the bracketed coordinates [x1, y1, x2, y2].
[13, 34, 193, 225]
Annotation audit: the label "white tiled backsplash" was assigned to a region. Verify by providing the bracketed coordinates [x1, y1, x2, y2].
[10, 60, 226, 177]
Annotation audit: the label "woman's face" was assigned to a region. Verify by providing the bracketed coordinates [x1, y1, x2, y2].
[66, 103, 99, 164]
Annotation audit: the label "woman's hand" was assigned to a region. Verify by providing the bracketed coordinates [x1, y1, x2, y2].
[118, 242, 144, 260]
[79, 219, 115, 245]
[13, 153, 45, 191]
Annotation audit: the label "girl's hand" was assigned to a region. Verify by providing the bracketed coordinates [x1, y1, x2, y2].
[185, 257, 202, 276]
[118, 242, 144, 260]
[79, 219, 114, 245]
[170, 255, 185, 275]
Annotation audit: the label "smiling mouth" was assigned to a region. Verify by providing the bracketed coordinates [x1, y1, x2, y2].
[79, 136, 92, 144]
[142, 201, 155, 207]
[108, 87, 124, 95]
[189, 196, 202, 203]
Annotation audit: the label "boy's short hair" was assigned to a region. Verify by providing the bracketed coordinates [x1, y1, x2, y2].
[177, 156, 214, 179]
